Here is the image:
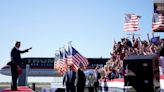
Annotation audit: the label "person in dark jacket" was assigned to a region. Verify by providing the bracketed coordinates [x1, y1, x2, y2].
[76, 64, 86, 92]
[10, 41, 32, 90]
[63, 65, 76, 92]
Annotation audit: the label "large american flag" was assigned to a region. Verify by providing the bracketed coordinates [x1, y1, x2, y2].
[67, 46, 89, 71]
[124, 14, 141, 32]
[152, 13, 164, 32]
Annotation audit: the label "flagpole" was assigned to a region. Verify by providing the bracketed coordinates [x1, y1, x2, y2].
[62, 46, 68, 65]
[67, 41, 73, 66]
[54, 50, 59, 62]
[152, 32, 154, 38]
[54, 50, 57, 70]
[68, 41, 72, 56]
[68, 41, 72, 45]
[147, 33, 150, 44]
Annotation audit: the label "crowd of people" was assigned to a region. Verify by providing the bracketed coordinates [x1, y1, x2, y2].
[97, 34, 164, 81]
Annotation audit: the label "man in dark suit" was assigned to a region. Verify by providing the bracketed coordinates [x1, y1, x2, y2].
[10, 41, 32, 90]
[76, 64, 86, 92]
[63, 65, 76, 92]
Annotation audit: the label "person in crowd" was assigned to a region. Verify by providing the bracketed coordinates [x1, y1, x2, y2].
[10, 41, 32, 90]
[99, 68, 106, 80]
[104, 65, 110, 79]
[86, 73, 96, 92]
[159, 47, 164, 74]
[63, 65, 76, 92]
[76, 63, 86, 92]
[94, 65, 101, 92]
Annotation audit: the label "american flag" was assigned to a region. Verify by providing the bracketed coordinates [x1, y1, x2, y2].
[54, 50, 67, 75]
[152, 13, 164, 32]
[67, 46, 89, 71]
[124, 14, 141, 32]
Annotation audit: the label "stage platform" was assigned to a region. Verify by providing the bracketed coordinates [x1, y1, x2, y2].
[2, 86, 33, 92]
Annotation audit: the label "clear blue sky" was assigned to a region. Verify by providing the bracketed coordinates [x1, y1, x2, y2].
[0, 0, 163, 82]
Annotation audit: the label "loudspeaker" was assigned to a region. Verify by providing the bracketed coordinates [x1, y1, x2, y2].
[123, 55, 160, 92]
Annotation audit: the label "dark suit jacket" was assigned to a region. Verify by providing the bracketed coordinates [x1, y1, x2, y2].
[11, 47, 28, 66]
[63, 70, 76, 86]
[76, 69, 86, 86]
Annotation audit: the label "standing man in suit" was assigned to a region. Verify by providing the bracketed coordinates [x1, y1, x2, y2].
[10, 41, 32, 90]
[76, 64, 86, 92]
[63, 65, 76, 92]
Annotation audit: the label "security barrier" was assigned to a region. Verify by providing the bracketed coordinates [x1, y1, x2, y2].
[98, 75, 164, 92]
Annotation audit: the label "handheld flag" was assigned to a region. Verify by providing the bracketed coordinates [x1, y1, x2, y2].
[124, 14, 141, 32]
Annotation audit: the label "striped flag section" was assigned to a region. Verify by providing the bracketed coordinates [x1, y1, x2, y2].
[54, 50, 67, 75]
[152, 13, 164, 32]
[124, 14, 141, 32]
[67, 46, 89, 71]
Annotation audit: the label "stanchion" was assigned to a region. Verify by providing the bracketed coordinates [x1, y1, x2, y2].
[32, 83, 36, 91]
